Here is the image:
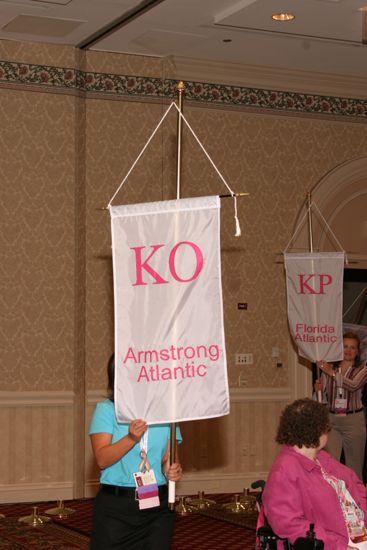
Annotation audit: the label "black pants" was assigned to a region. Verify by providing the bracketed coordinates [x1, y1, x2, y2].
[90, 485, 175, 550]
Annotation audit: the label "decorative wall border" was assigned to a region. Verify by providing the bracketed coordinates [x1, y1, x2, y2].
[0, 390, 74, 406]
[0, 60, 366, 119]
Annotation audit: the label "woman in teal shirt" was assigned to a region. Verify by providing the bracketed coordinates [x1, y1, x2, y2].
[89, 354, 182, 549]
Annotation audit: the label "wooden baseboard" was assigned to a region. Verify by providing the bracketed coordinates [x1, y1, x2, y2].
[176, 472, 268, 495]
[0, 482, 74, 504]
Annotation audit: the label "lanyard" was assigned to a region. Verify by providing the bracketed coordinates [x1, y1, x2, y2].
[139, 429, 151, 473]
[335, 369, 344, 398]
[140, 430, 148, 453]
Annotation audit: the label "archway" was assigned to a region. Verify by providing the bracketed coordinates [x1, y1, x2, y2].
[288, 156, 367, 399]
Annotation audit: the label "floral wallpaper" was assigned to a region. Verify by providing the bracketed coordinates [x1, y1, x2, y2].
[0, 59, 366, 119]
[0, 46, 366, 393]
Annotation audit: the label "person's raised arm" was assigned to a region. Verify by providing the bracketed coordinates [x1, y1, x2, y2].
[91, 419, 147, 470]
[317, 361, 335, 379]
[342, 366, 367, 391]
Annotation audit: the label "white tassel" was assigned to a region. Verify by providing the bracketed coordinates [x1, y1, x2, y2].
[234, 215, 241, 237]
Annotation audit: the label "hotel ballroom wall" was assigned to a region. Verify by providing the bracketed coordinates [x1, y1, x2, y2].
[0, 40, 366, 502]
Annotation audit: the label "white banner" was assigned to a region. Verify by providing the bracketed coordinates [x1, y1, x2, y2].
[110, 196, 229, 424]
[284, 252, 345, 362]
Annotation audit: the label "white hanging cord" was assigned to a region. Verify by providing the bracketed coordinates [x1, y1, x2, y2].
[312, 202, 347, 260]
[233, 195, 241, 237]
[107, 102, 176, 208]
[283, 205, 310, 252]
[172, 103, 233, 195]
[343, 287, 367, 319]
[106, 99, 242, 236]
[171, 102, 241, 236]
[283, 200, 346, 261]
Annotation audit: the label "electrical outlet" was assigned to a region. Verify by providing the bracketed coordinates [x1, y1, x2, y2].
[235, 353, 253, 365]
[238, 372, 247, 387]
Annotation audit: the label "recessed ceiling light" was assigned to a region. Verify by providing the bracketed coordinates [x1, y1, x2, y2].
[271, 13, 295, 21]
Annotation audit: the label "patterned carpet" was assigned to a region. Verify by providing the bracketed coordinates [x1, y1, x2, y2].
[0, 494, 257, 549]
[0, 518, 90, 549]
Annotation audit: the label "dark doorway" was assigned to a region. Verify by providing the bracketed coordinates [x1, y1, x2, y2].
[343, 268, 367, 325]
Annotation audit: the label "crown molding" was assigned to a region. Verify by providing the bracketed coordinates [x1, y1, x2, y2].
[164, 56, 367, 100]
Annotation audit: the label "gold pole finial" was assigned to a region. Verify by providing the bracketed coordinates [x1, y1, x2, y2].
[176, 81, 185, 92]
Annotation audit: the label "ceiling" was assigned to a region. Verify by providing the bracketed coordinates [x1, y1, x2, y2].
[0, 0, 367, 78]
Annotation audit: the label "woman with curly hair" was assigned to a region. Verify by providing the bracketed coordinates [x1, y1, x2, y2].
[263, 398, 367, 550]
[315, 331, 367, 480]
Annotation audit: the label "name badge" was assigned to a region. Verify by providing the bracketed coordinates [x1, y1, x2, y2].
[335, 398, 347, 416]
[133, 469, 160, 510]
[346, 508, 367, 541]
